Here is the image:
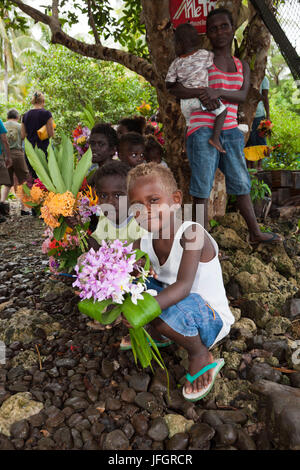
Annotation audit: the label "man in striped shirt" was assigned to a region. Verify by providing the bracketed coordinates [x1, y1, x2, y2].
[167, 8, 282, 244]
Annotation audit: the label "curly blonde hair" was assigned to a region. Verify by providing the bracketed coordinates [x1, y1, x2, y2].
[127, 162, 178, 195]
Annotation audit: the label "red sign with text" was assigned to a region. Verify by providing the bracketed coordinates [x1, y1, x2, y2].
[169, 0, 217, 34]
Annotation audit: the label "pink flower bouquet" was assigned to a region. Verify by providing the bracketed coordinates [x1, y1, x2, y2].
[74, 240, 169, 376]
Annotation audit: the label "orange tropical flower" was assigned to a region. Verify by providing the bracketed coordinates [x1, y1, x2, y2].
[40, 205, 60, 228]
[30, 185, 47, 204]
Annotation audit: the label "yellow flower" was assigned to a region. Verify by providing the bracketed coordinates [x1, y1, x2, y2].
[77, 136, 86, 145]
[30, 185, 46, 204]
[40, 205, 60, 228]
[47, 191, 76, 217]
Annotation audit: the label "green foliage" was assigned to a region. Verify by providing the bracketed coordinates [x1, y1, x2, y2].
[24, 44, 158, 139]
[249, 169, 272, 203]
[262, 102, 300, 170]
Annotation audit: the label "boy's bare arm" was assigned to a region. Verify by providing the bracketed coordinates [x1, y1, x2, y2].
[197, 60, 250, 105]
[154, 225, 204, 311]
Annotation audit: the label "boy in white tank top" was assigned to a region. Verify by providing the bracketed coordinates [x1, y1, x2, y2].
[121, 162, 234, 402]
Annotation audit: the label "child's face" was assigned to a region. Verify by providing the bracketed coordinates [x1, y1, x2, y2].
[89, 133, 115, 165]
[96, 175, 128, 224]
[119, 143, 145, 168]
[129, 175, 182, 234]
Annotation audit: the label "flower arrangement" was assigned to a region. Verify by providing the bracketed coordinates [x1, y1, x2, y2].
[146, 120, 165, 146]
[23, 136, 92, 240]
[72, 124, 91, 156]
[75, 240, 169, 377]
[42, 226, 91, 273]
[257, 119, 274, 138]
[136, 100, 151, 117]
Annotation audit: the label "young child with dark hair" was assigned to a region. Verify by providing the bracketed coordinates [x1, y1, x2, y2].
[166, 22, 227, 153]
[88, 122, 118, 175]
[144, 135, 168, 167]
[88, 160, 147, 250]
[118, 132, 145, 168]
[117, 116, 146, 139]
[121, 162, 234, 402]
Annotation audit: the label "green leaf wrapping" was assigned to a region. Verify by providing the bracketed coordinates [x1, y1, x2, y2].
[122, 293, 161, 328]
[60, 135, 74, 191]
[71, 147, 92, 196]
[24, 139, 56, 192]
[78, 298, 123, 325]
[47, 142, 67, 194]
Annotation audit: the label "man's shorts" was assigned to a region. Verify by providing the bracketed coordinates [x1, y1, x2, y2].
[186, 126, 251, 199]
[8, 149, 29, 184]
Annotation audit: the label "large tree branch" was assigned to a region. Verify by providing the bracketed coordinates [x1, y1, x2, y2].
[11, 0, 157, 86]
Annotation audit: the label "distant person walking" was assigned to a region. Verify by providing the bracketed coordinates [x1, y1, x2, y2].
[21, 91, 55, 181]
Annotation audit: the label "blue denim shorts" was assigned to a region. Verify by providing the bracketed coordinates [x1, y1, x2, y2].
[186, 126, 251, 199]
[146, 277, 223, 348]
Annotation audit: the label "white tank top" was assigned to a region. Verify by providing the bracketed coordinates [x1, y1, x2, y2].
[140, 221, 234, 344]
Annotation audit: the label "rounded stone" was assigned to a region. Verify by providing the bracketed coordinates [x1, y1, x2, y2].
[147, 417, 169, 442]
[103, 430, 129, 450]
[121, 388, 136, 403]
[10, 420, 30, 440]
[215, 424, 238, 446]
[166, 432, 189, 450]
[132, 414, 149, 436]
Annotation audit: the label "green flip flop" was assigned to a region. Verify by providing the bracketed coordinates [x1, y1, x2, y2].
[183, 358, 225, 402]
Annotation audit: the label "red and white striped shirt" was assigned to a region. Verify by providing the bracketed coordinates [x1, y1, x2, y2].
[187, 57, 244, 137]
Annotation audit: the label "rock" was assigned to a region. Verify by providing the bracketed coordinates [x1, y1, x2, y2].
[235, 271, 269, 294]
[221, 260, 236, 285]
[128, 373, 150, 392]
[55, 358, 78, 369]
[53, 426, 73, 449]
[263, 340, 290, 362]
[223, 351, 242, 371]
[257, 243, 296, 277]
[289, 298, 300, 321]
[134, 392, 158, 413]
[188, 423, 215, 450]
[106, 397, 121, 411]
[214, 410, 247, 425]
[201, 410, 223, 428]
[235, 429, 256, 450]
[103, 430, 129, 450]
[45, 410, 66, 428]
[0, 392, 43, 437]
[164, 414, 194, 439]
[10, 350, 44, 370]
[63, 397, 89, 411]
[132, 414, 148, 436]
[230, 307, 241, 323]
[0, 435, 15, 450]
[215, 424, 238, 446]
[147, 417, 169, 441]
[123, 423, 135, 440]
[234, 317, 257, 335]
[101, 358, 114, 378]
[149, 368, 175, 394]
[0, 308, 62, 345]
[247, 363, 282, 383]
[290, 372, 300, 389]
[10, 419, 30, 440]
[251, 379, 300, 450]
[166, 432, 189, 450]
[265, 317, 292, 335]
[216, 212, 248, 233]
[212, 227, 248, 250]
[121, 388, 136, 403]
